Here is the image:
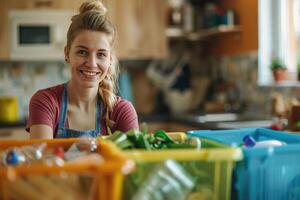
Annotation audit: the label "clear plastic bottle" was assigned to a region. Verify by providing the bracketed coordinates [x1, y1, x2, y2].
[64, 138, 99, 161]
[132, 159, 195, 200]
[2, 143, 46, 166]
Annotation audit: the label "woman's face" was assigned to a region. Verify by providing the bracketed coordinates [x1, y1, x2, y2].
[65, 30, 112, 88]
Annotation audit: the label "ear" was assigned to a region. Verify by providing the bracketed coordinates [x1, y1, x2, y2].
[64, 46, 69, 62]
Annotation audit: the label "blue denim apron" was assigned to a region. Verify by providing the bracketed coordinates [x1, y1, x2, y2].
[56, 84, 101, 138]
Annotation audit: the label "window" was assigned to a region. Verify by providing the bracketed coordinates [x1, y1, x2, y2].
[258, 0, 299, 85]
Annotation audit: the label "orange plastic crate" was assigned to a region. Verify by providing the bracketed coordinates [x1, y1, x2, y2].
[0, 138, 134, 200]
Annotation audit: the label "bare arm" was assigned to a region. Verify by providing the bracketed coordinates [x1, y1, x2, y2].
[30, 125, 53, 139]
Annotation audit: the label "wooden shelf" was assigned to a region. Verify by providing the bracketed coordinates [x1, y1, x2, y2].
[166, 25, 241, 41]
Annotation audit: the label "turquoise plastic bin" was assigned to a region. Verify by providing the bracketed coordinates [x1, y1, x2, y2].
[187, 128, 300, 200]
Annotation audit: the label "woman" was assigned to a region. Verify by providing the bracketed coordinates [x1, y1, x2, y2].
[26, 0, 138, 139]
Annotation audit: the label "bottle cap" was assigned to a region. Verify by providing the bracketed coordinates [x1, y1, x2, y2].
[5, 150, 20, 165]
[243, 135, 256, 147]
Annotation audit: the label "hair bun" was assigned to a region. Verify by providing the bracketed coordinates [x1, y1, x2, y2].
[79, 0, 107, 16]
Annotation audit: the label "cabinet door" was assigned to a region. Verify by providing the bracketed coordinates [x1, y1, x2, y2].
[8, 0, 82, 9]
[138, 0, 168, 59]
[0, 0, 9, 60]
[105, 0, 168, 59]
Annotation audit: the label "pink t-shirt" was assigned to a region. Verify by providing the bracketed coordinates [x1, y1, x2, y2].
[26, 84, 139, 136]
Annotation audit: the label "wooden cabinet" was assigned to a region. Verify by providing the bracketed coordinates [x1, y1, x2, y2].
[210, 0, 258, 55]
[0, 0, 9, 60]
[104, 0, 168, 59]
[7, 0, 83, 9]
[0, 0, 167, 60]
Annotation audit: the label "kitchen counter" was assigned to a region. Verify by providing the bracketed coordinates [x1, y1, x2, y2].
[0, 120, 27, 128]
[0, 120, 28, 140]
[0, 113, 273, 130]
[139, 112, 273, 130]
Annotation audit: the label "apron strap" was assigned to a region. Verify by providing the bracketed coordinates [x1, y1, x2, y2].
[58, 83, 68, 128]
[57, 83, 102, 135]
[95, 97, 102, 133]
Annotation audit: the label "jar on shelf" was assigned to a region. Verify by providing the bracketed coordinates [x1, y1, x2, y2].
[203, 3, 221, 28]
[167, 0, 183, 28]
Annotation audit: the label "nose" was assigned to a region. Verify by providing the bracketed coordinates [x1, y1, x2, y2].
[86, 54, 97, 68]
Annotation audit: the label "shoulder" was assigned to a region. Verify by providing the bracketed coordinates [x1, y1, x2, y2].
[31, 84, 64, 103]
[110, 96, 139, 131]
[113, 96, 136, 113]
[27, 84, 64, 132]
[110, 96, 137, 120]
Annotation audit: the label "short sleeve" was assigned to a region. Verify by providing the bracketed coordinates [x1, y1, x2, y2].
[26, 90, 59, 132]
[111, 98, 139, 132]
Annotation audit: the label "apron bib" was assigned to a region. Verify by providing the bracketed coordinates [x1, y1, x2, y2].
[56, 83, 101, 138]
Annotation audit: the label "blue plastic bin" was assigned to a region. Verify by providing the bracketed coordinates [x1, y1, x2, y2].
[187, 128, 300, 200]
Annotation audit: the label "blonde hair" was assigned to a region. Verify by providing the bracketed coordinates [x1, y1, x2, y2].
[66, 0, 119, 128]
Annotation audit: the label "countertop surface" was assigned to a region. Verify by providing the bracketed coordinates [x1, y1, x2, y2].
[139, 112, 273, 130]
[0, 112, 273, 130]
[0, 120, 27, 129]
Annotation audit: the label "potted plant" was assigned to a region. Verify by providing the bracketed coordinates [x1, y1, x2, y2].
[270, 57, 287, 82]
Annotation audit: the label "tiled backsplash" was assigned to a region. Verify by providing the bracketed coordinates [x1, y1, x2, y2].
[206, 52, 300, 117]
[0, 62, 69, 120]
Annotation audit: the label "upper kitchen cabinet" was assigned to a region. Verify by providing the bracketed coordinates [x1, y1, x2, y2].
[104, 0, 168, 60]
[0, 0, 167, 61]
[0, 0, 9, 60]
[207, 0, 258, 56]
[7, 0, 84, 9]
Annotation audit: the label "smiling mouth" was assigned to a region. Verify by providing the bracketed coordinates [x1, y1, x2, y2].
[80, 70, 101, 76]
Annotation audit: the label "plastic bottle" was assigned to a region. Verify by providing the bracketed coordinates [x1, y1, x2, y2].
[2, 143, 46, 166]
[254, 140, 286, 148]
[243, 135, 286, 148]
[64, 138, 98, 161]
[132, 159, 195, 200]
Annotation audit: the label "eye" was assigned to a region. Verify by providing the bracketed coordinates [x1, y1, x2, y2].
[97, 52, 108, 59]
[77, 50, 88, 56]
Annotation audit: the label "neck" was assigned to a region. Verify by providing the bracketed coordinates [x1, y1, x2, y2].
[67, 81, 98, 111]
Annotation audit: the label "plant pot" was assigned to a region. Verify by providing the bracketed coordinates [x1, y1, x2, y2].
[272, 69, 287, 82]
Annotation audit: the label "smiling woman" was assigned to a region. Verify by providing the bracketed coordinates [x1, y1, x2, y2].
[26, 0, 139, 139]
[67, 31, 111, 89]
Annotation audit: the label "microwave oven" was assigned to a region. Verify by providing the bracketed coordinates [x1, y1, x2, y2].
[9, 9, 73, 61]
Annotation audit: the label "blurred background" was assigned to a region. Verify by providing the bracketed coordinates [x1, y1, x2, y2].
[1, 0, 300, 138]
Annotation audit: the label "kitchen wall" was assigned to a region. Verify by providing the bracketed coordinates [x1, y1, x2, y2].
[126, 48, 300, 118]
[0, 52, 299, 121]
[201, 51, 300, 117]
[0, 61, 69, 120]
[0, 61, 135, 121]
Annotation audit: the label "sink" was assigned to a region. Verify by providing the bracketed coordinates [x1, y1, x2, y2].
[176, 113, 273, 129]
[194, 113, 238, 123]
[215, 120, 273, 129]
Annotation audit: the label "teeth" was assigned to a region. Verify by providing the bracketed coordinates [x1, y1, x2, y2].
[81, 70, 100, 76]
